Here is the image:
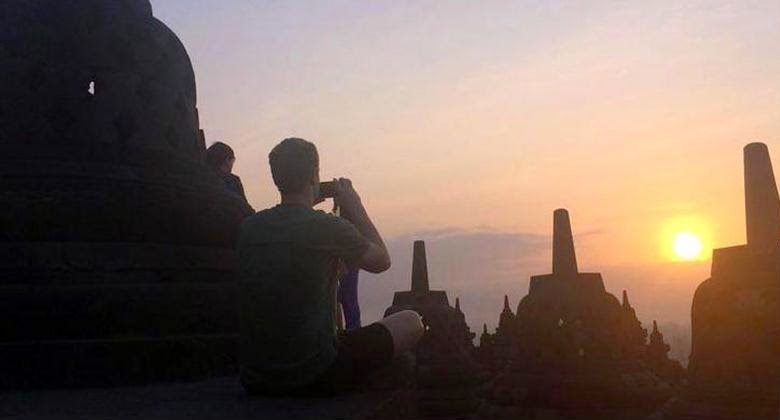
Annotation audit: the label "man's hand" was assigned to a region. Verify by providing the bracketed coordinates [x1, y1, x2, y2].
[332, 177, 391, 273]
[333, 178, 364, 220]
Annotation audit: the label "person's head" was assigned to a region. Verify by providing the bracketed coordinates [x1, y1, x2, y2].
[268, 137, 320, 203]
[205, 142, 236, 174]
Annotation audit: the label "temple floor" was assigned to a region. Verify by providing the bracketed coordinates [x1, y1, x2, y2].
[0, 376, 399, 420]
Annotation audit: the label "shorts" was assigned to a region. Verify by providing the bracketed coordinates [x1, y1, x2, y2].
[244, 322, 394, 398]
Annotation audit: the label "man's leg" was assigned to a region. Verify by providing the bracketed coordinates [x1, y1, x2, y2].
[294, 311, 424, 396]
[335, 310, 423, 381]
[377, 310, 424, 356]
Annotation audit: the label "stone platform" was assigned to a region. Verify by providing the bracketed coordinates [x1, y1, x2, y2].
[0, 242, 240, 390]
[0, 377, 403, 420]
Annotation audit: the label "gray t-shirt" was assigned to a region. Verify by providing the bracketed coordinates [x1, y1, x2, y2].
[237, 204, 370, 391]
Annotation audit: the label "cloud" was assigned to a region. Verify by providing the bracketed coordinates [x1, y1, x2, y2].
[358, 227, 550, 335]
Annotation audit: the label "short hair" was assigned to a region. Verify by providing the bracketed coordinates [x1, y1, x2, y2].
[268, 138, 319, 194]
[205, 141, 235, 170]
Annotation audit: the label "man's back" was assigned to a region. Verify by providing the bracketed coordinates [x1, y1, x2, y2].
[237, 204, 369, 392]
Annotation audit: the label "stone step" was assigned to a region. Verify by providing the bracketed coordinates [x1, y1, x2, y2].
[0, 282, 237, 340]
[0, 334, 238, 390]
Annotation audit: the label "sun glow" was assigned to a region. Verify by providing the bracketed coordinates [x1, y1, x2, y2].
[659, 216, 713, 262]
[673, 232, 703, 260]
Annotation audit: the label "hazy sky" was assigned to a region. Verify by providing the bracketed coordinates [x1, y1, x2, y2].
[153, 1, 779, 336]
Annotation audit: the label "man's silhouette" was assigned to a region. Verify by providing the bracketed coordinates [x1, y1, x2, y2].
[237, 138, 423, 396]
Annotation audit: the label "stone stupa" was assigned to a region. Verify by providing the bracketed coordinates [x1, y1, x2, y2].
[681, 142, 780, 419]
[384, 240, 479, 418]
[478, 209, 681, 419]
[0, 0, 251, 389]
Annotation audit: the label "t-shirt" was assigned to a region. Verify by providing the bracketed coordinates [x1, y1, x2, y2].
[237, 204, 370, 391]
[223, 173, 251, 204]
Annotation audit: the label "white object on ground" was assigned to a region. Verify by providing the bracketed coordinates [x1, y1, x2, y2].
[378, 310, 424, 356]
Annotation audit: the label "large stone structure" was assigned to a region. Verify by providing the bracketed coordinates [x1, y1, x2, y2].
[384, 241, 476, 358]
[385, 241, 450, 315]
[0, 0, 251, 389]
[513, 209, 650, 367]
[681, 142, 780, 418]
[478, 209, 680, 419]
[384, 241, 480, 418]
[646, 321, 684, 384]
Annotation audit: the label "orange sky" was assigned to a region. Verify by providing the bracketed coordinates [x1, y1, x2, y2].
[154, 1, 779, 332]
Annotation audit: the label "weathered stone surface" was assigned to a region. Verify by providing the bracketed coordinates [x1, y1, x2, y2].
[0, 0, 251, 388]
[0, 161, 248, 246]
[387, 241, 450, 310]
[0, 0, 202, 162]
[689, 145, 780, 385]
[0, 336, 238, 391]
[0, 376, 406, 419]
[476, 209, 681, 419]
[384, 241, 481, 418]
[664, 143, 780, 420]
[744, 142, 780, 253]
[513, 210, 660, 368]
[552, 209, 578, 277]
[646, 321, 686, 384]
[0, 0, 251, 246]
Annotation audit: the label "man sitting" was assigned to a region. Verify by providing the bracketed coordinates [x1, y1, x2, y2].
[237, 137, 423, 396]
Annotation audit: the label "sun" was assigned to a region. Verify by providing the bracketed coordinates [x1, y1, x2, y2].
[673, 232, 704, 260]
[659, 215, 712, 262]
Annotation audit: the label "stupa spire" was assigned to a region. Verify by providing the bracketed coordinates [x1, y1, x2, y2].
[744, 143, 780, 253]
[411, 240, 430, 293]
[552, 209, 579, 276]
[622, 290, 631, 309]
[652, 320, 659, 334]
[503, 295, 510, 311]
[483, 323, 488, 334]
[455, 297, 461, 312]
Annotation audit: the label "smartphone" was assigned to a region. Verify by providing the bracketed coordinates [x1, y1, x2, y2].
[318, 181, 336, 200]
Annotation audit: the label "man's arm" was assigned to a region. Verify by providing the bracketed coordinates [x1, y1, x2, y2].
[334, 178, 391, 273]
